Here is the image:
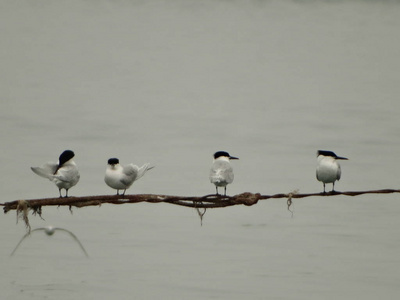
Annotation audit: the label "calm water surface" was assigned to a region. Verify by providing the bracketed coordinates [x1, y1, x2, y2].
[1, 0, 400, 299]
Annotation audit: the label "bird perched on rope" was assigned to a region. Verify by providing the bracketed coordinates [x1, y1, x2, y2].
[316, 150, 348, 193]
[31, 150, 80, 198]
[209, 151, 239, 196]
[104, 158, 154, 195]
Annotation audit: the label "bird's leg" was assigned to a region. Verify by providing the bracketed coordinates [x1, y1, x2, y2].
[332, 182, 335, 192]
[65, 189, 69, 198]
[122, 189, 126, 196]
[224, 186, 227, 196]
[215, 186, 219, 195]
[323, 183, 326, 193]
[116, 190, 120, 196]
[59, 188, 62, 198]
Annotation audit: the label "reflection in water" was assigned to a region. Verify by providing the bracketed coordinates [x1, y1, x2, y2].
[11, 226, 89, 257]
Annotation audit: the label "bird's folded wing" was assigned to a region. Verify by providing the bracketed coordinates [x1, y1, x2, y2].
[124, 163, 154, 181]
[123, 164, 140, 177]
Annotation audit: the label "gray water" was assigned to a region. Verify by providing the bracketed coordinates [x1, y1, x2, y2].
[1, 0, 400, 299]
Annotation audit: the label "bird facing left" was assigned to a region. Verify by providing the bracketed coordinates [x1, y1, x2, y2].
[31, 150, 80, 198]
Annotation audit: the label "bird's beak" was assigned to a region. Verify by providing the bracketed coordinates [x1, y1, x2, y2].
[336, 156, 348, 160]
[229, 156, 239, 160]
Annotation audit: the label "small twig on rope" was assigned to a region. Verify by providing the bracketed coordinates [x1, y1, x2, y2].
[2, 189, 400, 229]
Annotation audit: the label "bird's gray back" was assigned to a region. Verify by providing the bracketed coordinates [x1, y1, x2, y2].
[55, 165, 80, 185]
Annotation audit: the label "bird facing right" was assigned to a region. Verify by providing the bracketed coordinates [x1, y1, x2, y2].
[209, 151, 239, 196]
[316, 150, 348, 193]
[104, 158, 154, 195]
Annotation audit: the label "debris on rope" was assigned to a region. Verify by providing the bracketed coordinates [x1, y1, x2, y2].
[1, 189, 400, 230]
[286, 189, 299, 217]
[16, 200, 31, 233]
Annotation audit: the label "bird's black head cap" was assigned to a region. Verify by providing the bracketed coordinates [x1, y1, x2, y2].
[317, 150, 348, 160]
[213, 151, 239, 160]
[59, 150, 75, 166]
[108, 158, 119, 165]
[317, 150, 338, 157]
[213, 151, 230, 159]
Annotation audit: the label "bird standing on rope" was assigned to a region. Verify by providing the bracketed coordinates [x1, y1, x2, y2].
[209, 151, 239, 196]
[104, 158, 154, 195]
[316, 150, 348, 193]
[31, 150, 80, 198]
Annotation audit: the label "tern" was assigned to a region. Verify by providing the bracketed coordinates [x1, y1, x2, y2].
[31, 150, 80, 198]
[10, 225, 89, 257]
[209, 151, 239, 196]
[316, 150, 348, 193]
[104, 158, 154, 195]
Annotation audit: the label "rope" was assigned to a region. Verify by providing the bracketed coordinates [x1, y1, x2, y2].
[2, 189, 400, 211]
[2, 189, 400, 230]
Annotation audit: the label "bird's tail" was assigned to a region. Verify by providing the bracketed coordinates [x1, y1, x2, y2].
[31, 165, 56, 181]
[136, 163, 154, 180]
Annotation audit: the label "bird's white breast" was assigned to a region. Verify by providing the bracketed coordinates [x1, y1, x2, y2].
[105, 165, 132, 189]
[316, 156, 341, 183]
